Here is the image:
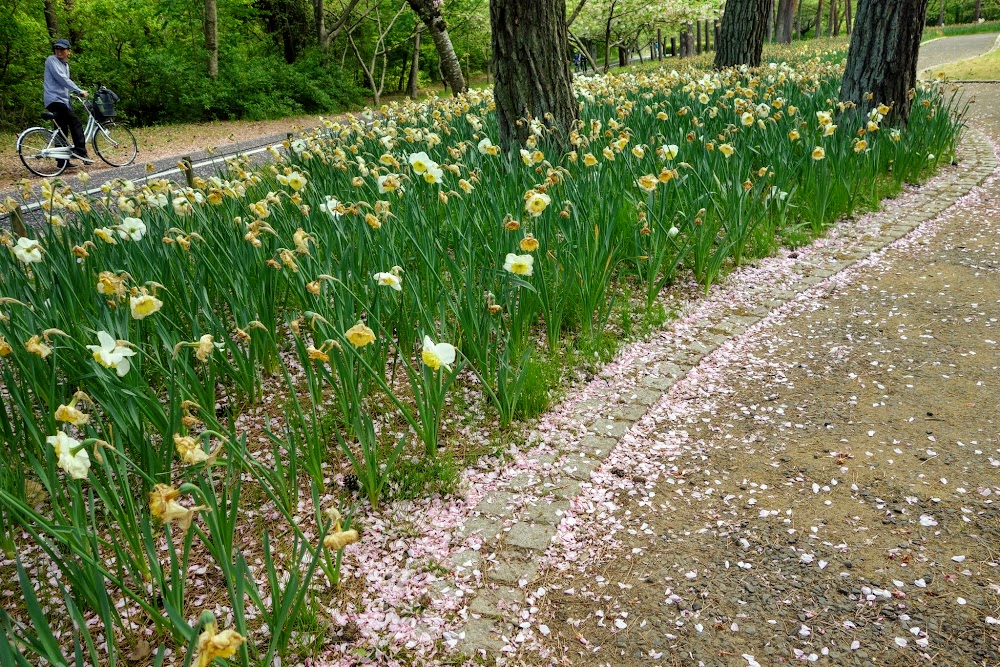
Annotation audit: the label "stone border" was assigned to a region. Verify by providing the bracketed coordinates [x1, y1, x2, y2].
[445, 127, 997, 657]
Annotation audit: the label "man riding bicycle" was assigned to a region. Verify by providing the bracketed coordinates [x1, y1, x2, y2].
[44, 39, 93, 164]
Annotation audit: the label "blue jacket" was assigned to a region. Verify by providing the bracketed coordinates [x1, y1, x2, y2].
[44, 55, 82, 106]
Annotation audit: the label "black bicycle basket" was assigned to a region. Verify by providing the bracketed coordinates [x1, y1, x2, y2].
[94, 87, 120, 120]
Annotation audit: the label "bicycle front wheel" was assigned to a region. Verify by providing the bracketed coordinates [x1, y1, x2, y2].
[93, 123, 138, 167]
[18, 128, 68, 177]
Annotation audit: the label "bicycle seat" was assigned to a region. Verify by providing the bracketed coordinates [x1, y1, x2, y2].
[41, 111, 56, 120]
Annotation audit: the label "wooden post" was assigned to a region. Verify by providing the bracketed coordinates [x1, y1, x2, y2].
[696, 20, 702, 55]
[10, 206, 27, 239]
[181, 156, 194, 188]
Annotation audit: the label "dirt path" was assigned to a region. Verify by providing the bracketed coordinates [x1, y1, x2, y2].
[918, 32, 1000, 71]
[517, 66, 1000, 667]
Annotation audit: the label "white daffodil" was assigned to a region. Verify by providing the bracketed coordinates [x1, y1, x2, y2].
[13, 237, 43, 264]
[130, 293, 163, 320]
[87, 331, 136, 377]
[408, 151, 432, 174]
[319, 195, 342, 218]
[422, 163, 444, 185]
[47, 430, 90, 480]
[373, 271, 403, 291]
[503, 253, 534, 276]
[118, 217, 147, 241]
[421, 335, 456, 371]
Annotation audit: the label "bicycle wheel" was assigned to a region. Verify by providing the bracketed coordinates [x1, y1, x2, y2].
[93, 123, 137, 167]
[17, 128, 68, 177]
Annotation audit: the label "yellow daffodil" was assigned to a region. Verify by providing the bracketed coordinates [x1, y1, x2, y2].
[636, 174, 658, 192]
[661, 144, 679, 160]
[421, 335, 456, 371]
[292, 228, 315, 255]
[194, 619, 245, 667]
[408, 151, 432, 174]
[631, 146, 645, 159]
[583, 153, 598, 167]
[788, 129, 800, 141]
[174, 433, 221, 465]
[741, 112, 754, 126]
[823, 124, 837, 137]
[503, 252, 534, 276]
[324, 529, 360, 550]
[55, 393, 90, 426]
[718, 144, 735, 158]
[602, 146, 615, 161]
[345, 322, 376, 348]
[854, 139, 868, 153]
[47, 430, 90, 480]
[0, 335, 12, 356]
[811, 146, 826, 161]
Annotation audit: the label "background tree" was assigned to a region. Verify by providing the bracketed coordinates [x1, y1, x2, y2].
[490, 0, 576, 150]
[406, 0, 467, 94]
[714, 0, 773, 68]
[840, 0, 930, 123]
[206, 0, 219, 78]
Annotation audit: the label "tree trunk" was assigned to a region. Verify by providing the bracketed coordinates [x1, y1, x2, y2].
[490, 0, 578, 150]
[205, 0, 218, 79]
[407, 27, 421, 99]
[767, 1, 776, 42]
[774, 0, 788, 42]
[779, 0, 797, 43]
[975, 0, 981, 22]
[714, 0, 773, 69]
[407, 0, 467, 95]
[840, 0, 929, 125]
[829, 0, 837, 37]
[697, 19, 702, 53]
[938, 0, 944, 26]
[845, 0, 852, 34]
[797, 0, 803, 37]
[43, 0, 60, 39]
[657, 27, 662, 60]
[814, 0, 823, 37]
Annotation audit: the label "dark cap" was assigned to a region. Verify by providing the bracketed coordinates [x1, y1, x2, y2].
[53, 39, 72, 50]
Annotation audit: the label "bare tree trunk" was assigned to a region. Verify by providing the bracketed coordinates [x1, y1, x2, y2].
[814, 0, 823, 37]
[657, 27, 662, 60]
[697, 19, 702, 53]
[779, 0, 797, 43]
[840, 0, 930, 125]
[490, 0, 578, 150]
[406, 0, 467, 95]
[407, 27, 421, 99]
[846, 0, 852, 34]
[829, 0, 837, 37]
[797, 0, 804, 37]
[43, 0, 60, 39]
[938, 0, 944, 26]
[975, 0, 981, 22]
[767, 1, 776, 42]
[714, 0, 773, 68]
[205, 0, 218, 78]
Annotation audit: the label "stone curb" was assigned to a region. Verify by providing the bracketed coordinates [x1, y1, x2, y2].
[446, 127, 997, 658]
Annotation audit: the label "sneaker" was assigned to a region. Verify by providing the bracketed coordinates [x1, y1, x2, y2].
[71, 150, 94, 164]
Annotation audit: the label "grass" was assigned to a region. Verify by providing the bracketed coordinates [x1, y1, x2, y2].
[922, 20, 1000, 42]
[924, 39, 1000, 79]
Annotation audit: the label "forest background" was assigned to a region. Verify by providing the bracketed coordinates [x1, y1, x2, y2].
[0, 0, 997, 132]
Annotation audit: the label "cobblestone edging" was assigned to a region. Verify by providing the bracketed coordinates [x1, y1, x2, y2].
[443, 128, 998, 657]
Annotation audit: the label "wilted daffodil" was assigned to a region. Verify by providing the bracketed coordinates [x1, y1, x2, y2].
[345, 322, 376, 348]
[47, 430, 90, 480]
[421, 335, 456, 371]
[194, 615, 245, 667]
[12, 237, 43, 264]
[0, 335, 12, 356]
[373, 266, 403, 291]
[25, 334, 53, 358]
[319, 195, 342, 218]
[174, 433, 221, 466]
[149, 483, 207, 532]
[323, 507, 360, 551]
[503, 252, 534, 277]
[87, 331, 136, 376]
[55, 391, 91, 426]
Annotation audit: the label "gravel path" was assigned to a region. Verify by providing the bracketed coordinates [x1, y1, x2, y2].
[508, 57, 1000, 667]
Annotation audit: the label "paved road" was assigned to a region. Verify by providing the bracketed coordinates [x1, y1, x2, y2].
[917, 31, 999, 71]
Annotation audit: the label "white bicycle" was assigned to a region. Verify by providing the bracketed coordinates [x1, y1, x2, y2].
[16, 85, 138, 178]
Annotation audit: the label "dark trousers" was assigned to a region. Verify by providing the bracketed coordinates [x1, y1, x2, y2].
[46, 101, 88, 156]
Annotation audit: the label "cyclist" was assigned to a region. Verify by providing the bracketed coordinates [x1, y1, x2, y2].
[44, 39, 93, 164]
